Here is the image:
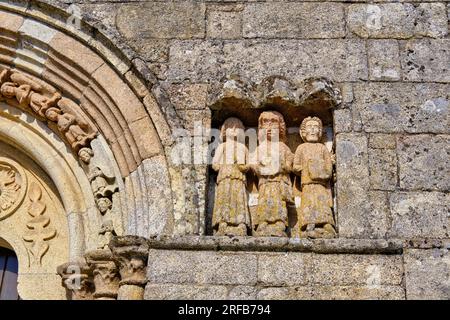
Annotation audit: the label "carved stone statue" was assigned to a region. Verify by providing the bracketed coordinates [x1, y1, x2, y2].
[45, 107, 96, 151]
[293, 116, 335, 238]
[212, 117, 251, 236]
[253, 111, 293, 237]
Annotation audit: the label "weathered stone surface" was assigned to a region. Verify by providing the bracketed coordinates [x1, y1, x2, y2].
[415, 3, 449, 38]
[259, 252, 403, 286]
[401, 39, 450, 83]
[207, 9, 242, 39]
[257, 286, 405, 300]
[333, 109, 353, 133]
[368, 148, 397, 191]
[222, 40, 368, 83]
[228, 286, 258, 300]
[0, 10, 23, 32]
[146, 236, 403, 254]
[165, 83, 209, 111]
[169, 39, 367, 83]
[389, 192, 450, 239]
[353, 83, 450, 133]
[348, 3, 416, 39]
[128, 40, 169, 63]
[368, 40, 401, 81]
[369, 134, 397, 149]
[145, 284, 228, 300]
[116, 2, 206, 40]
[242, 3, 345, 39]
[336, 133, 370, 237]
[405, 249, 450, 299]
[397, 135, 450, 191]
[168, 40, 224, 82]
[147, 250, 258, 285]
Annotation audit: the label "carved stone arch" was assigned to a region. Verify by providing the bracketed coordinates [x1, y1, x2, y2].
[0, 2, 190, 239]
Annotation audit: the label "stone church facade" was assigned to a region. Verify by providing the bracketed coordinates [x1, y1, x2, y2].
[0, 0, 448, 300]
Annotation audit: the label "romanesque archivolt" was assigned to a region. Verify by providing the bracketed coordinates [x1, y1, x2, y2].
[0, 157, 27, 221]
[0, 68, 121, 249]
[209, 76, 340, 238]
[23, 182, 56, 266]
[0, 68, 97, 152]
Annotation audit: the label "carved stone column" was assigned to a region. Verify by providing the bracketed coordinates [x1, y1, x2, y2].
[57, 261, 94, 300]
[109, 236, 149, 300]
[85, 249, 120, 300]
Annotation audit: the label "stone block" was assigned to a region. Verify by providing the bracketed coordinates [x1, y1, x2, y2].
[397, 135, 450, 191]
[348, 3, 416, 39]
[207, 9, 242, 39]
[368, 40, 401, 81]
[168, 40, 224, 82]
[333, 109, 353, 133]
[369, 134, 396, 149]
[353, 83, 450, 133]
[368, 148, 397, 191]
[165, 83, 209, 111]
[401, 39, 450, 83]
[257, 285, 404, 300]
[116, 2, 206, 39]
[147, 250, 258, 285]
[405, 248, 450, 300]
[415, 3, 448, 38]
[389, 192, 450, 239]
[242, 3, 345, 39]
[144, 284, 228, 300]
[258, 252, 403, 286]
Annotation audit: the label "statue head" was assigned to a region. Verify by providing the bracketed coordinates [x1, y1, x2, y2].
[258, 111, 286, 142]
[300, 116, 323, 143]
[0, 83, 16, 98]
[96, 197, 112, 214]
[45, 107, 61, 122]
[220, 117, 245, 141]
[78, 147, 94, 164]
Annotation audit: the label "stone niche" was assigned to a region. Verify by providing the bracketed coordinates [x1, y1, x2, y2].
[206, 76, 342, 238]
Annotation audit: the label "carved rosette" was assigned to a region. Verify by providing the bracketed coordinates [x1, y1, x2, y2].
[85, 249, 120, 300]
[110, 236, 149, 300]
[57, 262, 95, 300]
[0, 157, 27, 220]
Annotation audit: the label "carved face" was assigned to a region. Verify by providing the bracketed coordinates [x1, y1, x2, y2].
[259, 112, 284, 142]
[221, 117, 244, 141]
[45, 109, 59, 122]
[1, 84, 16, 98]
[96, 197, 112, 213]
[302, 119, 322, 142]
[78, 148, 92, 164]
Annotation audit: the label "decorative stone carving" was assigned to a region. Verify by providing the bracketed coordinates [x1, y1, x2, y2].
[78, 147, 119, 249]
[212, 118, 251, 236]
[57, 261, 95, 300]
[110, 236, 149, 300]
[253, 111, 294, 237]
[293, 117, 336, 238]
[22, 182, 57, 265]
[0, 157, 27, 220]
[0, 68, 97, 153]
[85, 249, 120, 300]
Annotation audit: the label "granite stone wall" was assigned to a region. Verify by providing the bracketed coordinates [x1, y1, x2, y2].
[0, 0, 448, 299]
[72, 0, 448, 299]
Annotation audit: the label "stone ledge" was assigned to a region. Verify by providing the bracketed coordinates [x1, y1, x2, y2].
[147, 236, 404, 254]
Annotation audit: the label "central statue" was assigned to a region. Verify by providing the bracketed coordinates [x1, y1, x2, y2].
[253, 111, 293, 237]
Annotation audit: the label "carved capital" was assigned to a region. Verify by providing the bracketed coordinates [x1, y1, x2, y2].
[57, 261, 94, 300]
[85, 249, 120, 300]
[109, 236, 149, 287]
